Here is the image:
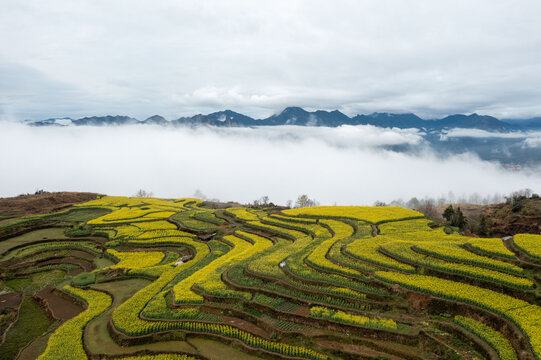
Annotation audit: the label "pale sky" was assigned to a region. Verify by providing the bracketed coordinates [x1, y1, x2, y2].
[1, 0, 541, 120]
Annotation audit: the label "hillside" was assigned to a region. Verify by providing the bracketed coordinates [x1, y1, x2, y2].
[0, 196, 540, 360]
[0, 192, 99, 221]
[476, 197, 541, 236]
[436, 197, 541, 237]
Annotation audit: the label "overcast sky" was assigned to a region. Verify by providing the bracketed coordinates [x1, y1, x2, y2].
[2, 0, 541, 120]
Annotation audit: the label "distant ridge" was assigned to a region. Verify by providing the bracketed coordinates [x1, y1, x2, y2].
[28, 107, 541, 131]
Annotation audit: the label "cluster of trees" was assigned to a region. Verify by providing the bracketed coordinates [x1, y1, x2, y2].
[379, 188, 537, 210]
[505, 189, 539, 213]
[293, 194, 319, 208]
[375, 198, 439, 219]
[135, 189, 154, 197]
[442, 205, 466, 229]
[379, 191, 520, 211]
[251, 195, 275, 208]
[249, 194, 319, 209]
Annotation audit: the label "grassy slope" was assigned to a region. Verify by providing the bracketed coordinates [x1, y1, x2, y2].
[0, 296, 51, 360]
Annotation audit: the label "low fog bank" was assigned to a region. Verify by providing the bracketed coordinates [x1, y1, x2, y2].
[441, 128, 541, 148]
[0, 122, 539, 205]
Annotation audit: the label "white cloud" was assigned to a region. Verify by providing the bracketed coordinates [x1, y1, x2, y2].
[1, 122, 539, 204]
[439, 128, 541, 150]
[1, 0, 541, 119]
[440, 128, 541, 140]
[523, 136, 541, 148]
[196, 124, 425, 148]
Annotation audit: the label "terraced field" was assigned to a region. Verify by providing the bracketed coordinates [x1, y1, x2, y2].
[0, 196, 540, 360]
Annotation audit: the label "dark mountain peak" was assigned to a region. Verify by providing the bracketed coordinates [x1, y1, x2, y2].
[260, 107, 350, 126]
[72, 115, 139, 126]
[442, 113, 496, 120]
[258, 107, 309, 126]
[314, 109, 347, 116]
[281, 106, 307, 112]
[143, 115, 167, 125]
[279, 107, 309, 117]
[327, 109, 349, 117]
[365, 112, 422, 119]
[27, 117, 74, 126]
[502, 117, 541, 129]
[438, 113, 509, 130]
[208, 109, 253, 122]
[222, 109, 245, 116]
[368, 112, 389, 118]
[351, 112, 425, 128]
[172, 110, 255, 127]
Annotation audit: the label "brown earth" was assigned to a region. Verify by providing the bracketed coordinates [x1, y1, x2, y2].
[35, 287, 84, 320]
[291, 305, 310, 316]
[406, 292, 433, 312]
[316, 339, 403, 359]
[222, 315, 269, 338]
[66, 249, 96, 261]
[436, 198, 541, 237]
[0, 191, 99, 218]
[482, 200, 541, 236]
[0, 292, 23, 311]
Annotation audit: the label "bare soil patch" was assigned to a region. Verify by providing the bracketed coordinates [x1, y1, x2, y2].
[291, 305, 310, 316]
[35, 287, 83, 320]
[316, 339, 402, 359]
[222, 315, 269, 338]
[67, 249, 96, 261]
[0, 292, 23, 311]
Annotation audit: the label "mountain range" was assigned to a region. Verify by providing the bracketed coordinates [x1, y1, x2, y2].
[28, 107, 541, 131]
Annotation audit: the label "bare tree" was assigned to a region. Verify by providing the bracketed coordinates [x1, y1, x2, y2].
[295, 194, 319, 208]
[417, 199, 438, 219]
[251, 195, 271, 208]
[135, 189, 153, 197]
[193, 189, 207, 200]
[468, 192, 481, 204]
[406, 197, 420, 210]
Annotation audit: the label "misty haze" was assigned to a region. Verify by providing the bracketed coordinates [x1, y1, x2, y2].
[1, 121, 540, 205]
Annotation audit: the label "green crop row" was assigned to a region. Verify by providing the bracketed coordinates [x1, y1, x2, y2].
[310, 306, 397, 330]
[454, 315, 517, 360]
[381, 242, 533, 290]
[374, 271, 541, 359]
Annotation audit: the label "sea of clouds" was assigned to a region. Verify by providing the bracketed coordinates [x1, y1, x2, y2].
[1, 122, 540, 205]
